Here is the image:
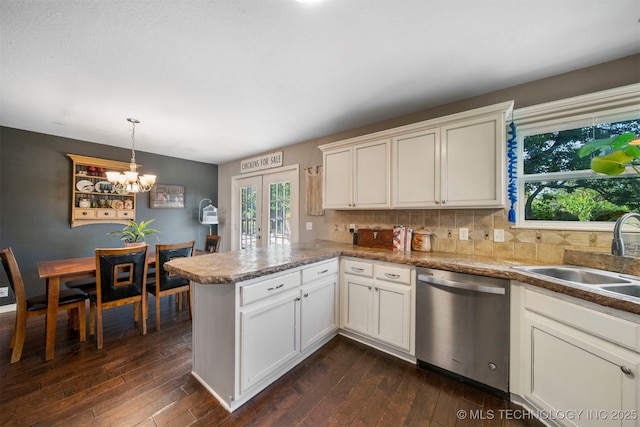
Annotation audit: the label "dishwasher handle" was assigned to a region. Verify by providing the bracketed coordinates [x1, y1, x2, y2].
[417, 274, 506, 295]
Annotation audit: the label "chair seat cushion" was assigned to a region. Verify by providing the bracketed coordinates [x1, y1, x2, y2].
[27, 288, 88, 311]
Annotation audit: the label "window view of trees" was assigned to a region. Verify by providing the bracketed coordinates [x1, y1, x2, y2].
[523, 118, 640, 222]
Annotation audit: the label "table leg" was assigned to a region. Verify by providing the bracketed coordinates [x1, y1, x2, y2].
[45, 276, 60, 361]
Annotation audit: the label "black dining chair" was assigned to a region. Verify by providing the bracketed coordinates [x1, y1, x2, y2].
[204, 234, 221, 253]
[90, 245, 149, 349]
[147, 241, 195, 331]
[1, 247, 88, 363]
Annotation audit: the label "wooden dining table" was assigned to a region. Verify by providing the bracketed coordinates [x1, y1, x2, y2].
[36, 251, 157, 361]
[37, 248, 208, 361]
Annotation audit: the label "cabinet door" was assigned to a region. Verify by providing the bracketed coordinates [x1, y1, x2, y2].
[373, 281, 412, 351]
[323, 147, 352, 209]
[301, 276, 338, 351]
[441, 114, 505, 207]
[240, 289, 300, 393]
[392, 128, 440, 208]
[525, 317, 639, 427]
[343, 275, 374, 335]
[353, 139, 391, 208]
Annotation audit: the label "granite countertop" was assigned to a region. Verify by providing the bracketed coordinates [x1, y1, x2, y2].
[164, 240, 640, 315]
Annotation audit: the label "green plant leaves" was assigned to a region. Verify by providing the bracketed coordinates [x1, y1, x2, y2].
[577, 132, 640, 176]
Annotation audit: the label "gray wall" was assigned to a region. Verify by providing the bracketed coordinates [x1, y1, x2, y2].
[0, 127, 218, 305]
[216, 54, 640, 250]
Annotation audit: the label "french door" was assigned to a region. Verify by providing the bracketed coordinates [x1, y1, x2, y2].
[231, 166, 299, 250]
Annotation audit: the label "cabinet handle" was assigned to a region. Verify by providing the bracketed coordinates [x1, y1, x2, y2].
[304, 293, 309, 298]
[368, 286, 372, 290]
[295, 297, 301, 301]
[82, 211, 88, 216]
[351, 267, 365, 273]
[318, 269, 328, 275]
[267, 284, 285, 291]
[441, 200, 446, 205]
[621, 366, 633, 375]
[384, 273, 400, 280]
[374, 287, 379, 291]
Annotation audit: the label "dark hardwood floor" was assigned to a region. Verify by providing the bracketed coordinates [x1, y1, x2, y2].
[0, 297, 542, 426]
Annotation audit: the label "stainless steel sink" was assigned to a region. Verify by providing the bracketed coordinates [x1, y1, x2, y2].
[512, 265, 640, 301]
[600, 285, 640, 298]
[512, 265, 631, 285]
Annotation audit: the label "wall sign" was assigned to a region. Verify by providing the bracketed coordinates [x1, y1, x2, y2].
[240, 151, 283, 173]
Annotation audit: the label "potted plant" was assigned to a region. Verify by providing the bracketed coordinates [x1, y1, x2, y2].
[108, 219, 160, 246]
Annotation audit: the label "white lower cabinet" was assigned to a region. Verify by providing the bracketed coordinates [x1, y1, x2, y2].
[511, 283, 640, 427]
[301, 275, 339, 351]
[341, 258, 415, 357]
[192, 258, 339, 412]
[240, 288, 300, 393]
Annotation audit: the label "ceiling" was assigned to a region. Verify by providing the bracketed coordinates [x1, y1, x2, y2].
[1, 1, 639, 165]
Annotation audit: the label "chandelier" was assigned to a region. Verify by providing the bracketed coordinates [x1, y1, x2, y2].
[105, 118, 156, 193]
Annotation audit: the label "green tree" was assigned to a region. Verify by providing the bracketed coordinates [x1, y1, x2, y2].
[523, 119, 640, 221]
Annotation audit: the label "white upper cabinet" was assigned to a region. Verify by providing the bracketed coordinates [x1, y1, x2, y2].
[322, 138, 391, 209]
[392, 128, 440, 208]
[440, 112, 505, 208]
[321, 101, 513, 210]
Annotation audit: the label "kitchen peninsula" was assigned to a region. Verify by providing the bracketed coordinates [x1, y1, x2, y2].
[164, 240, 640, 415]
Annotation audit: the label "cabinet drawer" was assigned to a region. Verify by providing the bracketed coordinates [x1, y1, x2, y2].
[343, 259, 373, 277]
[73, 208, 96, 219]
[117, 210, 135, 219]
[96, 209, 118, 219]
[241, 271, 300, 306]
[302, 259, 338, 284]
[375, 264, 412, 284]
[524, 288, 640, 352]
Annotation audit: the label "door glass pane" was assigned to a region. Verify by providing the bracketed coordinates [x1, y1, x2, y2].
[268, 181, 291, 246]
[240, 185, 258, 250]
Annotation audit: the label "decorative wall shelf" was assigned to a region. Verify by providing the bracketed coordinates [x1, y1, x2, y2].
[68, 154, 137, 228]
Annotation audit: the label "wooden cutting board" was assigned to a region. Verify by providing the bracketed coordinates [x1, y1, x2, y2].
[356, 229, 393, 249]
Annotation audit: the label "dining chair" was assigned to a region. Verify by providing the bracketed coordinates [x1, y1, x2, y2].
[1, 247, 88, 363]
[204, 234, 221, 253]
[147, 241, 195, 331]
[90, 245, 149, 349]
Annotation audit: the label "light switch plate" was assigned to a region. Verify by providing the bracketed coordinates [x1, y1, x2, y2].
[494, 229, 505, 242]
[0, 287, 8, 298]
[459, 228, 469, 240]
[306, 222, 313, 230]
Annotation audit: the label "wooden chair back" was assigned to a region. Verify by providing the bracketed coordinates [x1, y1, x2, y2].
[92, 245, 149, 349]
[95, 246, 149, 304]
[2, 247, 88, 362]
[149, 241, 195, 331]
[0, 247, 26, 310]
[156, 241, 195, 291]
[205, 234, 221, 253]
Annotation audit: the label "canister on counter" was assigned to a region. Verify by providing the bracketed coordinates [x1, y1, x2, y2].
[412, 228, 433, 252]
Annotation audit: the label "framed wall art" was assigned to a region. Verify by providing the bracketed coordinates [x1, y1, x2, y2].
[149, 184, 185, 209]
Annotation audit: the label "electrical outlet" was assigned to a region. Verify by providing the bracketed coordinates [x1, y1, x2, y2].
[494, 229, 505, 242]
[0, 287, 8, 298]
[349, 224, 355, 233]
[306, 222, 313, 230]
[459, 228, 469, 240]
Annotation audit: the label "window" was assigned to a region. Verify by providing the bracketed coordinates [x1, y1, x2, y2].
[515, 84, 640, 230]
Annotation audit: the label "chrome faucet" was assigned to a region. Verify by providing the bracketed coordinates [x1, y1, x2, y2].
[612, 212, 640, 256]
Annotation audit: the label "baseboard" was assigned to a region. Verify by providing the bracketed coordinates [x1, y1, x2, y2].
[0, 304, 16, 313]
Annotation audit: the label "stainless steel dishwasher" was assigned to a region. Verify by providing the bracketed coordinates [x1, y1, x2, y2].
[416, 267, 509, 394]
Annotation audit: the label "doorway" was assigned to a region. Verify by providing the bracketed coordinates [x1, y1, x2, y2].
[231, 166, 299, 250]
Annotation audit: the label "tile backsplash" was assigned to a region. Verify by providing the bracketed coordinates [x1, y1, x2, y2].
[323, 208, 625, 264]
